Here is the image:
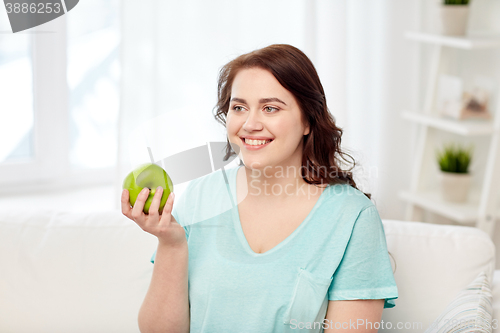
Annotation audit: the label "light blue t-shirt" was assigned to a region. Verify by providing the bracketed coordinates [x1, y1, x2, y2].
[151, 165, 398, 332]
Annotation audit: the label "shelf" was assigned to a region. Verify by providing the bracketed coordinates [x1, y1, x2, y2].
[399, 190, 480, 224]
[401, 111, 495, 136]
[405, 31, 500, 49]
[404, 28, 500, 237]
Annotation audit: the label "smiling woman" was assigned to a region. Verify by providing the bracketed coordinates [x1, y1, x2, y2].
[214, 44, 366, 194]
[126, 44, 398, 333]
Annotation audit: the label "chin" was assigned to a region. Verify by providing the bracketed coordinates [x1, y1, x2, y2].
[241, 159, 276, 170]
[240, 159, 265, 169]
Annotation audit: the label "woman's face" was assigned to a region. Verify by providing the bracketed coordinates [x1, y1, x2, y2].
[226, 67, 310, 171]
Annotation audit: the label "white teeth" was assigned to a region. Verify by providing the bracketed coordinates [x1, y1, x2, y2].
[244, 138, 272, 146]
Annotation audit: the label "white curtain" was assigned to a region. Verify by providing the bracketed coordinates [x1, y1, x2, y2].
[117, 0, 419, 220]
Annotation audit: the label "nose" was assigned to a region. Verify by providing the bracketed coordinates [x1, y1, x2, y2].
[242, 109, 263, 132]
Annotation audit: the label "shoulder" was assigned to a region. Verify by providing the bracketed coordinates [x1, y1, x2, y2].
[322, 183, 375, 215]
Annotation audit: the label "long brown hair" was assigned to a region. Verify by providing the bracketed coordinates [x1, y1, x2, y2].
[213, 44, 371, 200]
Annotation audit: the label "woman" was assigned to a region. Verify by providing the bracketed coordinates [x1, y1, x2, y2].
[121, 44, 398, 333]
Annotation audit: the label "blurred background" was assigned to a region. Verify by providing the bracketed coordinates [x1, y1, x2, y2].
[1, 0, 500, 237]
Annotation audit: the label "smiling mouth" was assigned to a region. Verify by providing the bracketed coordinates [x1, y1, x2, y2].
[240, 138, 274, 146]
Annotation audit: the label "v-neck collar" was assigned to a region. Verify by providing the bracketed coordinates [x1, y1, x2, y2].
[230, 165, 330, 257]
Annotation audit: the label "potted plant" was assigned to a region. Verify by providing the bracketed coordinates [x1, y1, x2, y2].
[435, 143, 473, 203]
[438, 0, 471, 36]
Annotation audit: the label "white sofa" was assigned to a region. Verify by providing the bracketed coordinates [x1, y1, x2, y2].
[0, 208, 497, 333]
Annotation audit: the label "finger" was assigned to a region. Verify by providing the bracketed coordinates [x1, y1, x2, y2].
[159, 192, 175, 226]
[148, 186, 164, 217]
[131, 187, 150, 220]
[121, 189, 133, 218]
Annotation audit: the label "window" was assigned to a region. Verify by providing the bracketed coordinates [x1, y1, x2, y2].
[0, 12, 34, 163]
[67, 0, 119, 169]
[0, 0, 120, 193]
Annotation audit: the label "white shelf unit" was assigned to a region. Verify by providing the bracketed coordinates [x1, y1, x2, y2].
[405, 31, 500, 49]
[401, 31, 500, 238]
[401, 111, 495, 136]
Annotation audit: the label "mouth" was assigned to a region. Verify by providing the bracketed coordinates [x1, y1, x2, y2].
[240, 137, 274, 149]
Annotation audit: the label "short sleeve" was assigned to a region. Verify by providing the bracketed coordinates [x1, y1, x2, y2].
[150, 198, 190, 264]
[328, 205, 398, 308]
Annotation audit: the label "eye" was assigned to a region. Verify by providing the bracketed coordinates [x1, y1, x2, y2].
[232, 105, 244, 112]
[264, 106, 279, 113]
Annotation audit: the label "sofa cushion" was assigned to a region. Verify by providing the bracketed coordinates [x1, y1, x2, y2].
[0, 211, 496, 333]
[424, 270, 493, 332]
[380, 220, 495, 333]
[492, 270, 500, 333]
[0, 209, 157, 333]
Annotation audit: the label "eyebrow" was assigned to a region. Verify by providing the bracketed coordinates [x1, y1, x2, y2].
[230, 97, 287, 106]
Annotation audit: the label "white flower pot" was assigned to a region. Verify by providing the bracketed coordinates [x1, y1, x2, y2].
[439, 5, 470, 36]
[439, 171, 472, 203]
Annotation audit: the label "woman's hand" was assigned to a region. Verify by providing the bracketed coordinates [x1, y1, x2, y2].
[121, 187, 187, 248]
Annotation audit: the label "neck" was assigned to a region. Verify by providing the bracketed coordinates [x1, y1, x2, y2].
[241, 164, 324, 202]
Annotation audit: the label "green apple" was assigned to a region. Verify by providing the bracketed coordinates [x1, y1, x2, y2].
[123, 163, 174, 214]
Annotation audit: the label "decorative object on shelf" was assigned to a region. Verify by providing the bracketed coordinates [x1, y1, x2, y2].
[438, 0, 470, 36]
[437, 75, 494, 120]
[462, 77, 495, 120]
[437, 75, 463, 118]
[436, 142, 474, 203]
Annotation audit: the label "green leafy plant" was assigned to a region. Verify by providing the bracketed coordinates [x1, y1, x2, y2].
[443, 0, 469, 5]
[436, 143, 473, 173]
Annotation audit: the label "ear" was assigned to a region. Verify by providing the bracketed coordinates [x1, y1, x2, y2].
[303, 124, 310, 136]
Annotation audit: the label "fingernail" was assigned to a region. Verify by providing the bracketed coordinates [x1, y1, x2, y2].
[157, 186, 163, 191]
